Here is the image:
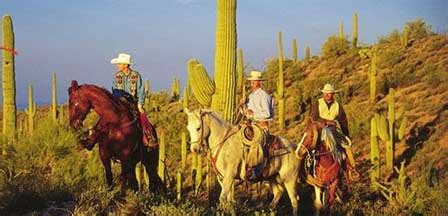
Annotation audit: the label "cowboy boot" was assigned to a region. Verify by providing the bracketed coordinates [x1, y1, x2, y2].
[344, 148, 360, 182]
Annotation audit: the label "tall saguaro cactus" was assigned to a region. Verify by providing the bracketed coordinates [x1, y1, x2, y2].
[386, 88, 395, 172]
[51, 72, 57, 121]
[158, 131, 166, 183]
[352, 13, 358, 48]
[292, 38, 298, 63]
[187, 0, 237, 123]
[339, 20, 344, 39]
[277, 31, 285, 130]
[236, 48, 244, 98]
[144, 80, 151, 112]
[305, 45, 311, 63]
[211, 0, 237, 123]
[369, 46, 378, 104]
[2, 15, 17, 141]
[370, 117, 380, 189]
[25, 84, 36, 136]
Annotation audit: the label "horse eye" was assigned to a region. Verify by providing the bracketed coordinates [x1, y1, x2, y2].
[196, 127, 200, 131]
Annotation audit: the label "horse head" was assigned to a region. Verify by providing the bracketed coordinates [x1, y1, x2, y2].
[295, 118, 320, 157]
[184, 108, 212, 153]
[68, 80, 92, 130]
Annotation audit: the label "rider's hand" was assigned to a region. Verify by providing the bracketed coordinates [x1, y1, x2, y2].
[245, 109, 254, 115]
[326, 120, 336, 126]
[138, 104, 145, 113]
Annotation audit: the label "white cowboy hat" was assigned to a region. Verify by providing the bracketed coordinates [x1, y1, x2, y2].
[321, 83, 340, 93]
[247, 70, 265, 81]
[110, 53, 132, 65]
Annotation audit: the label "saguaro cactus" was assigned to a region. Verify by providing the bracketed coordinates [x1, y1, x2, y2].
[188, 60, 214, 107]
[292, 38, 298, 63]
[352, 13, 358, 48]
[370, 117, 380, 189]
[171, 78, 180, 100]
[211, 0, 237, 123]
[195, 154, 203, 196]
[374, 88, 408, 174]
[25, 84, 36, 136]
[158, 131, 166, 183]
[277, 31, 285, 130]
[187, 0, 237, 123]
[51, 72, 57, 121]
[369, 46, 378, 104]
[386, 88, 395, 172]
[2, 15, 17, 141]
[144, 80, 151, 112]
[305, 45, 311, 63]
[400, 28, 409, 48]
[339, 20, 344, 39]
[181, 131, 187, 170]
[236, 48, 244, 97]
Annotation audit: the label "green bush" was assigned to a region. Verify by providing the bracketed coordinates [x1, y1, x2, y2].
[321, 35, 349, 58]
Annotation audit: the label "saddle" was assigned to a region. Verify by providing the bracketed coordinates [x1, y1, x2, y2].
[112, 89, 158, 148]
[240, 124, 288, 181]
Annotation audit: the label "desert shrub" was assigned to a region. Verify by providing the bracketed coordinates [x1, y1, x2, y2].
[419, 63, 448, 86]
[378, 29, 401, 44]
[321, 35, 349, 58]
[403, 19, 433, 40]
[378, 47, 405, 69]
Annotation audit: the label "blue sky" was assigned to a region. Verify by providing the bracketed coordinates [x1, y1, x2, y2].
[0, 0, 446, 108]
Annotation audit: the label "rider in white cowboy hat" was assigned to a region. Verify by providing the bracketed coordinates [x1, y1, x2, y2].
[244, 70, 274, 132]
[111, 53, 145, 113]
[310, 83, 360, 182]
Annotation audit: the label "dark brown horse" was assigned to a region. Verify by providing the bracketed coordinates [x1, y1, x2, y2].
[68, 80, 162, 192]
[296, 119, 342, 215]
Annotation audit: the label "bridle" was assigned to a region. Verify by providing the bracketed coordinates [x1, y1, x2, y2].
[191, 111, 236, 180]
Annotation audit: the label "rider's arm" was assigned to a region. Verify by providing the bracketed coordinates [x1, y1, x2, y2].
[136, 73, 145, 105]
[309, 100, 320, 121]
[338, 104, 350, 137]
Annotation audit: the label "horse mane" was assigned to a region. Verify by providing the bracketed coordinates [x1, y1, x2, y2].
[79, 84, 127, 111]
[202, 110, 231, 128]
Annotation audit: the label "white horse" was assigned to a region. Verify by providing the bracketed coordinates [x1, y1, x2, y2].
[185, 108, 303, 215]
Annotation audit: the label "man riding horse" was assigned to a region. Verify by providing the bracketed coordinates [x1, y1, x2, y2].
[243, 70, 274, 132]
[111, 53, 156, 147]
[240, 71, 278, 180]
[309, 83, 360, 182]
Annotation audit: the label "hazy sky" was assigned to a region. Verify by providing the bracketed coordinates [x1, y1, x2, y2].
[0, 0, 446, 108]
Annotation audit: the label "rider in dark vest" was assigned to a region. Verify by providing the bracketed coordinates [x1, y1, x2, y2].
[309, 83, 360, 182]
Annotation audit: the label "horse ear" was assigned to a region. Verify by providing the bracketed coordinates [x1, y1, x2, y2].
[71, 80, 79, 91]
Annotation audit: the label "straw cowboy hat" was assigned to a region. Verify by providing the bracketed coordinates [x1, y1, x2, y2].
[321, 83, 340, 94]
[110, 53, 132, 65]
[247, 70, 265, 81]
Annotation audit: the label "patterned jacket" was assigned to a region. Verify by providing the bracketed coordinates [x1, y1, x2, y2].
[112, 70, 145, 105]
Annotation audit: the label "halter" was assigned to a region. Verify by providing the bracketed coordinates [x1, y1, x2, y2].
[193, 111, 237, 180]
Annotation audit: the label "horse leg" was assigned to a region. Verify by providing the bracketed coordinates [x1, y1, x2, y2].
[143, 148, 164, 193]
[314, 186, 324, 216]
[269, 181, 285, 210]
[284, 178, 299, 216]
[327, 179, 339, 206]
[120, 160, 138, 192]
[219, 174, 236, 212]
[99, 148, 113, 189]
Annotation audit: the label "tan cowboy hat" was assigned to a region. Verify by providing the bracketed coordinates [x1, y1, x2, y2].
[321, 83, 340, 93]
[247, 70, 265, 81]
[110, 53, 132, 65]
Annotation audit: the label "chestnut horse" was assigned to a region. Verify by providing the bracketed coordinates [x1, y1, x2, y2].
[68, 80, 162, 192]
[295, 119, 343, 215]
